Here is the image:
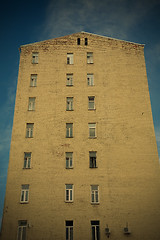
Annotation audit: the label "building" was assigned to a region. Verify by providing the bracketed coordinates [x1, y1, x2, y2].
[1, 32, 160, 240]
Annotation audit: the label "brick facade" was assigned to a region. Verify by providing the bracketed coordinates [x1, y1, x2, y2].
[1, 32, 160, 240]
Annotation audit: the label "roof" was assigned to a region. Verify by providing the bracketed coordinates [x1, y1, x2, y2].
[20, 31, 144, 48]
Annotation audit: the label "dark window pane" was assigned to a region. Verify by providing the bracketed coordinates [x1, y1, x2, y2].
[77, 38, 80, 45]
[66, 221, 73, 226]
[92, 226, 95, 240]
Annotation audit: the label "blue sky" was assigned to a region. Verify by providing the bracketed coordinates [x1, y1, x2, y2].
[0, 0, 160, 226]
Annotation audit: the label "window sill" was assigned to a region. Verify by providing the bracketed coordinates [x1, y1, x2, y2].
[25, 137, 33, 138]
[66, 137, 73, 138]
[87, 63, 94, 64]
[88, 109, 96, 111]
[28, 110, 35, 112]
[65, 201, 74, 203]
[23, 168, 31, 170]
[91, 202, 99, 205]
[66, 110, 74, 111]
[20, 202, 29, 204]
[66, 85, 73, 87]
[66, 167, 74, 169]
[89, 137, 97, 139]
[89, 167, 98, 169]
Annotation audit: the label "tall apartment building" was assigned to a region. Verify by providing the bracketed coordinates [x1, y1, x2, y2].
[1, 32, 160, 240]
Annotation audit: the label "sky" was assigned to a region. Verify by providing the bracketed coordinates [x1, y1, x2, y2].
[0, 0, 160, 227]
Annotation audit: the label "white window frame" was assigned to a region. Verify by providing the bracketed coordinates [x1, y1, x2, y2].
[66, 74, 73, 86]
[66, 123, 73, 138]
[89, 152, 97, 168]
[88, 96, 95, 110]
[91, 185, 99, 203]
[32, 52, 38, 64]
[20, 185, 29, 203]
[17, 220, 27, 240]
[66, 97, 73, 111]
[87, 52, 93, 64]
[88, 123, 96, 138]
[67, 53, 73, 64]
[87, 74, 94, 86]
[24, 153, 31, 169]
[66, 221, 73, 240]
[91, 221, 100, 240]
[66, 152, 73, 169]
[30, 74, 37, 87]
[28, 97, 35, 111]
[26, 123, 34, 138]
[65, 184, 73, 202]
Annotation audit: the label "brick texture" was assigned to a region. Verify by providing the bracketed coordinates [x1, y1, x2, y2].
[1, 32, 160, 240]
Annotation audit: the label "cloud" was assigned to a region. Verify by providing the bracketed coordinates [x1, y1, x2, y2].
[40, 0, 160, 41]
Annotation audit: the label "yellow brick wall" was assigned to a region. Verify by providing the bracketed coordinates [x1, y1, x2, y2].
[1, 32, 160, 240]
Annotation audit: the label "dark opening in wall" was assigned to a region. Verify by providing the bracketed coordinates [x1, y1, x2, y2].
[77, 38, 80, 45]
[85, 38, 88, 45]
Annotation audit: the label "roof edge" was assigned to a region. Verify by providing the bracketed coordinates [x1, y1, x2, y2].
[20, 31, 145, 48]
[80, 31, 145, 46]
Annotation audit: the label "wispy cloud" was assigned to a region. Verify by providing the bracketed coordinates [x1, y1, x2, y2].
[40, 0, 160, 41]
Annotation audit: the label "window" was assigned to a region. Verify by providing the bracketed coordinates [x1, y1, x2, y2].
[87, 74, 94, 86]
[88, 96, 95, 110]
[85, 38, 88, 45]
[28, 97, 35, 111]
[30, 74, 37, 87]
[66, 97, 73, 111]
[66, 74, 73, 86]
[87, 52, 93, 64]
[65, 184, 73, 202]
[26, 123, 34, 138]
[32, 52, 38, 64]
[66, 152, 73, 168]
[77, 38, 80, 45]
[66, 123, 73, 138]
[89, 152, 97, 168]
[91, 185, 99, 203]
[66, 221, 73, 240]
[17, 220, 27, 240]
[91, 221, 100, 240]
[67, 53, 73, 64]
[24, 153, 31, 169]
[20, 185, 29, 203]
[89, 123, 96, 138]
